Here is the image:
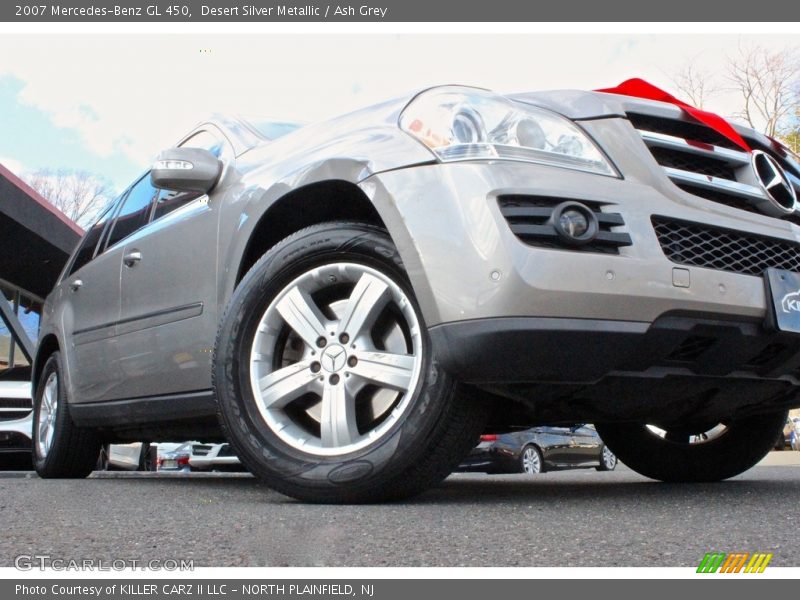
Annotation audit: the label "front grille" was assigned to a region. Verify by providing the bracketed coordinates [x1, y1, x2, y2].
[0, 397, 31, 409]
[0, 410, 31, 422]
[498, 195, 631, 254]
[629, 113, 740, 151]
[192, 444, 212, 456]
[652, 217, 800, 276]
[650, 146, 736, 180]
[629, 112, 800, 222]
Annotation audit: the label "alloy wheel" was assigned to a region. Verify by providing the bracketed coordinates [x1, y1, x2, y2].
[522, 446, 541, 474]
[35, 372, 58, 458]
[601, 445, 617, 469]
[249, 262, 423, 457]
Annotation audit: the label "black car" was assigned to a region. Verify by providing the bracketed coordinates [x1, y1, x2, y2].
[458, 425, 617, 475]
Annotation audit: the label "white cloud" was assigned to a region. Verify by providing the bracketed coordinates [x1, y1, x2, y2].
[0, 156, 25, 177]
[0, 34, 797, 170]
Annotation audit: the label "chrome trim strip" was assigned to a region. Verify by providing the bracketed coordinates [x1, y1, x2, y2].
[639, 130, 751, 166]
[663, 168, 767, 200]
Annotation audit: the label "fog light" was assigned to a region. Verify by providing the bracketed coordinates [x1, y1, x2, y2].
[559, 209, 589, 238]
[551, 202, 599, 246]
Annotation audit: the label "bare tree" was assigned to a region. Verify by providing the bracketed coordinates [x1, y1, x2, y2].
[24, 168, 114, 228]
[726, 44, 800, 138]
[669, 59, 723, 109]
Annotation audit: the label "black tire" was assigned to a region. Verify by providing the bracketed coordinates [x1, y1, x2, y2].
[519, 444, 543, 474]
[214, 222, 488, 503]
[595, 445, 617, 471]
[138, 443, 156, 472]
[33, 352, 100, 478]
[595, 411, 787, 482]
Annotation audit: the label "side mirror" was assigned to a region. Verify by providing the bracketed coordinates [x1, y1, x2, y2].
[150, 147, 222, 194]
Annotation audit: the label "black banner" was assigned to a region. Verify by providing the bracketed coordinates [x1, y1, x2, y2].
[3, 0, 798, 22]
[3, 579, 795, 600]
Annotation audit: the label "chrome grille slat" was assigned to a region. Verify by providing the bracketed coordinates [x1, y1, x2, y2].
[639, 130, 751, 166]
[663, 168, 766, 200]
[629, 113, 785, 217]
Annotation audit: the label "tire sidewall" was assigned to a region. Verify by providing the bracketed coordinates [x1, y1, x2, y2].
[214, 224, 455, 497]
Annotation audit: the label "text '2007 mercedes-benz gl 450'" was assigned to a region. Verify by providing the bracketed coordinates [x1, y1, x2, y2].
[31, 82, 800, 502]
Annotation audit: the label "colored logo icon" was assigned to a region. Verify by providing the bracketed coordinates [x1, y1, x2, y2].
[697, 552, 773, 573]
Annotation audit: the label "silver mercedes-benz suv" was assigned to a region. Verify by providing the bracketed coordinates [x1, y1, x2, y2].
[32, 85, 800, 502]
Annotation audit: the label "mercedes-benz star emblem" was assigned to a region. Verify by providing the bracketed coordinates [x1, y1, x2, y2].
[752, 150, 797, 214]
[320, 345, 347, 373]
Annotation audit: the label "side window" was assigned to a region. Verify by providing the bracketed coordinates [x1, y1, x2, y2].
[152, 188, 202, 221]
[68, 200, 117, 276]
[0, 283, 42, 375]
[104, 173, 157, 249]
[182, 130, 225, 157]
[151, 130, 225, 221]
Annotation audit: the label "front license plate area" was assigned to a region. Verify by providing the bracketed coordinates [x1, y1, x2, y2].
[765, 268, 800, 333]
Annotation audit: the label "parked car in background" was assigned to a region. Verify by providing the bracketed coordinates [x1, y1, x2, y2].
[0, 379, 33, 469]
[96, 442, 156, 471]
[785, 417, 800, 451]
[458, 425, 617, 475]
[156, 442, 194, 472]
[189, 442, 244, 472]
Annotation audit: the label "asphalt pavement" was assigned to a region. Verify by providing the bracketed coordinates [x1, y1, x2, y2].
[1, 454, 798, 568]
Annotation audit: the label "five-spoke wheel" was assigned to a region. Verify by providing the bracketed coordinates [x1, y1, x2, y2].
[249, 262, 423, 456]
[214, 222, 487, 502]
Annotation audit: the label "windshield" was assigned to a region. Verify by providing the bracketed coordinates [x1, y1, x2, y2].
[243, 118, 304, 141]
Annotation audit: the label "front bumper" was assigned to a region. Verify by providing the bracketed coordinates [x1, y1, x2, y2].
[430, 315, 800, 384]
[367, 159, 798, 327]
[0, 413, 33, 450]
[364, 130, 800, 388]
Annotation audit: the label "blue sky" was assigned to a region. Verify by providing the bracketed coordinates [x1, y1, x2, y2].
[0, 76, 140, 195]
[0, 34, 795, 195]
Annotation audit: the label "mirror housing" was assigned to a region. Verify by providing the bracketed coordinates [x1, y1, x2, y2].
[150, 147, 222, 194]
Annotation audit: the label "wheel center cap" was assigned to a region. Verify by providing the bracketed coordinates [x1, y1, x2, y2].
[320, 344, 347, 373]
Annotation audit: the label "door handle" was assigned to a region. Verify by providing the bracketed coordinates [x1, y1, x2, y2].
[123, 251, 142, 267]
[69, 279, 83, 291]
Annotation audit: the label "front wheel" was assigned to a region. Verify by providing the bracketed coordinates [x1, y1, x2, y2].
[214, 222, 488, 503]
[33, 352, 100, 478]
[595, 411, 787, 482]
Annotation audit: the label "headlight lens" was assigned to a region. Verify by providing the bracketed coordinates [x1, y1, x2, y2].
[399, 86, 617, 177]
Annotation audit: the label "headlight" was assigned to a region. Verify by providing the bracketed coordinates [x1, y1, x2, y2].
[399, 86, 617, 177]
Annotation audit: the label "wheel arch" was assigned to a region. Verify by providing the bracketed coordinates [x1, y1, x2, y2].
[32, 333, 60, 392]
[229, 174, 439, 326]
[234, 179, 387, 287]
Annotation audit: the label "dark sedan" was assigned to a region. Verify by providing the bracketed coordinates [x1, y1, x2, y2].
[458, 425, 617, 475]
